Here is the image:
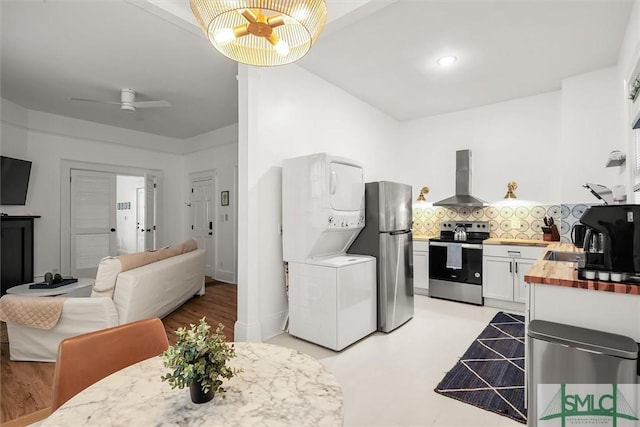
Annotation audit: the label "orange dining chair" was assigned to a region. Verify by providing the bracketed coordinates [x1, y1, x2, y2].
[51, 317, 169, 411]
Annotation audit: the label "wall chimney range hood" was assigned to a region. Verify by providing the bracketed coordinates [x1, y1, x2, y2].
[433, 149, 487, 207]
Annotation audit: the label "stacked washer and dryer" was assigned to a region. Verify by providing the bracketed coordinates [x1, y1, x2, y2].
[282, 153, 377, 351]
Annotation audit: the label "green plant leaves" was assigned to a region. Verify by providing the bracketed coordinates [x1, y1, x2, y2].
[161, 317, 240, 398]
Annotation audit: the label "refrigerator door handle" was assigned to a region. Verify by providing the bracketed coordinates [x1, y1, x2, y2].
[390, 230, 411, 235]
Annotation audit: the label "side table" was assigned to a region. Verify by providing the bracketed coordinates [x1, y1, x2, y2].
[6, 278, 94, 298]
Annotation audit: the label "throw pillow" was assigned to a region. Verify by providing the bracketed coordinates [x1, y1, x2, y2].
[91, 257, 122, 298]
[119, 246, 182, 272]
[180, 239, 198, 253]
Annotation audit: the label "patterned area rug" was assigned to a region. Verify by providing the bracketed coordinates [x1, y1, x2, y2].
[435, 312, 526, 424]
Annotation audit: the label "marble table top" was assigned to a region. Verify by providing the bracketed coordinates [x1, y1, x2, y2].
[41, 342, 343, 427]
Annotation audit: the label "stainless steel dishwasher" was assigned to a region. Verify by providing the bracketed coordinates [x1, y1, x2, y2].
[528, 320, 639, 427]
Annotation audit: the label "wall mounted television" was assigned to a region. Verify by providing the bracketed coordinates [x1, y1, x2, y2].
[1, 156, 32, 205]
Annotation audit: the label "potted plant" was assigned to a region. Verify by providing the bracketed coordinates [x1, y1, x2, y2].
[161, 317, 239, 403]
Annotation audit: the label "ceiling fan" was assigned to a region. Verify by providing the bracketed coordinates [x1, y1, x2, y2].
[71, 88, 171, 112]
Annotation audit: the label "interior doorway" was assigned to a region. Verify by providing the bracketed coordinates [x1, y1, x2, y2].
[69, 170, 117, 278]
[116, 175, 146, 255]
[62, 160, 160, 278]
[114, 174, 156, 256]
[190, 173, 215, 277]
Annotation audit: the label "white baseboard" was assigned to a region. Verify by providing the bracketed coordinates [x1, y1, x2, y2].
[215, 269, 235, 283]
[234, 320, 263, 342]
[484, 298, 525, 314]
[260, 310, 288, 341]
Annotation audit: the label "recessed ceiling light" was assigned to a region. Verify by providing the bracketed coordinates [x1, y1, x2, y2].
[437, 56, 457, 67]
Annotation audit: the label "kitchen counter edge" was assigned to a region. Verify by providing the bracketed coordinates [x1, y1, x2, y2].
[524, 242, 640, 295]
[483, 238, 549, 247]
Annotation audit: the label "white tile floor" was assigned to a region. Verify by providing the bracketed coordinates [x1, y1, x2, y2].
[266, 295, 524, 427]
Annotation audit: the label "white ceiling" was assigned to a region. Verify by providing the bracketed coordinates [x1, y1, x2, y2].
[1, 0, 238, 140]
[1, 0, 633, 140]
[299, 0, 633, 121]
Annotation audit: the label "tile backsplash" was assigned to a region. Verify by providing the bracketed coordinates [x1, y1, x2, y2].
[412, 203, 593, 242]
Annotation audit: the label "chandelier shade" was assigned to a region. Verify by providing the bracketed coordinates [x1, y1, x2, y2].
[190, 0, 327, 67]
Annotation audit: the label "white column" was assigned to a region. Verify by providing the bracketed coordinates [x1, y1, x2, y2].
[235, 64, 263, 341]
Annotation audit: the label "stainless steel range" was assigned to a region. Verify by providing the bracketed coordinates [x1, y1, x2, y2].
[429, 221, 490, 305]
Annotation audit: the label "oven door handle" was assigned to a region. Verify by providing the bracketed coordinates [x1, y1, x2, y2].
[429, 242, 483, 250]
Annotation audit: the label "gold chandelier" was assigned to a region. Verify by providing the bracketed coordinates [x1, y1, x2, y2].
[189, 0, 328, 67]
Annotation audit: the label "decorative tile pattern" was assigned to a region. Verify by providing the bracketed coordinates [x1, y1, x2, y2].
[412, 203, 594, 241]
[413, 205, 560, 240]
[558, 203, 593, 243]
[434, 312, 526, 424]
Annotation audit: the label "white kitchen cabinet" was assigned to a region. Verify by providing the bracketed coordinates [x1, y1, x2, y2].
[483, 256, 513, 300]
[528, 282, 640, 342]
[482, 244, 545, 311]
[413, 240, 429, 295]
[514, 258, 535, 303]
[525, 280, 640, 412]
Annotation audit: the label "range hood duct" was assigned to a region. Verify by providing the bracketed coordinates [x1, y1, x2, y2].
[433, 149, 487, 207]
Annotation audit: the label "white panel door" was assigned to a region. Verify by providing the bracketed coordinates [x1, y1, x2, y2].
[329, 162, 363, 211]
[71, 170, 116, 278]
[144, 175, 156, 250]
[191, 177, 215, 277]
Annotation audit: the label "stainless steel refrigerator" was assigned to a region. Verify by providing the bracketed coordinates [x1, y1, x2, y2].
[348, 181, 414, 332]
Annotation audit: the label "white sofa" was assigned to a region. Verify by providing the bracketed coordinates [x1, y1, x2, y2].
[5, 246, 206, 362]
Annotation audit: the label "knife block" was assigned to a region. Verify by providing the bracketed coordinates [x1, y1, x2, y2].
[543, 225, 560, 241]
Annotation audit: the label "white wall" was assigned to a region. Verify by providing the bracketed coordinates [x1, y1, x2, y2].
[619, 0, 640, 200]
[0, 99, 187, 278]
[184, 127, 239, 283]
[0, 99, 29, 158]
[396, 65, 628, 207]
[397, 91, 562, 204]
[560, 67, 627, 203]
[236, 64, 400, 341]
[618, 0, 640, 82]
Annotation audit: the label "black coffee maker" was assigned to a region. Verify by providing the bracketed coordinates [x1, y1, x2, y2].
[578, 205, 640, 277]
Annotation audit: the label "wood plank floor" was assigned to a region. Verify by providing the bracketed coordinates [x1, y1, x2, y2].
[0, 279, 237, 424]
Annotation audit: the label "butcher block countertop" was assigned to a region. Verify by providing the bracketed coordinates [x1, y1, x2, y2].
[484, 238, 549, 247]
[524, 242, 640, 295]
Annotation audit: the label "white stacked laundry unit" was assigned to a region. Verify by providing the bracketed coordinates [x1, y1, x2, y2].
[282, 153, 377, 351]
